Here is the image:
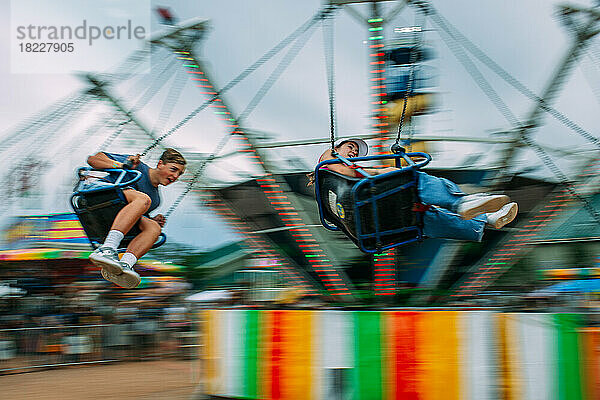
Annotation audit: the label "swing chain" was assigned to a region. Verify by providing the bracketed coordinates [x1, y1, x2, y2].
[164, 130, 238, 219]
[163, 10, 332, 219]
[139, 6, 336, 159]
[323, 7, 338, 153]
[393, 9, 427, 152]
[114, 6, 337, 220]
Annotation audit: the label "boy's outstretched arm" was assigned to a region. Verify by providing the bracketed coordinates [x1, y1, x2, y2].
[87, 152, 125, 169]
[87, 152, 140, 169]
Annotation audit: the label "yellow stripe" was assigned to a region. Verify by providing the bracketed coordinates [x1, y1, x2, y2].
[281, 310, 313, 400]
[417, 311, 461, 400]
[46, 231, 84, 239]
[259, 311, 273, 400]
[204, 310, 225, 394]
[503, 314, 522, 400]
[581, 327, 600, 400]
[497, 314, 509, 400]
[311, 312, 321, 400]
[203, 310, 219, 395]
[53, 221, 83, 229]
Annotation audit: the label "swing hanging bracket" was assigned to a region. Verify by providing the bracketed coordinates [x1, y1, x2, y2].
[390, 143, 406, 155]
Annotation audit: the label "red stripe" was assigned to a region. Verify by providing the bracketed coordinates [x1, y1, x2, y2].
[584, 328, 600, 400]
[271, 310, 282, 399]
[393, 311, 420, 399]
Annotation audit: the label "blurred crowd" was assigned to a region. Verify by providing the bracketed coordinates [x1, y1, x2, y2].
[0, 278, 197, 373]
[3, 265, 600, 374]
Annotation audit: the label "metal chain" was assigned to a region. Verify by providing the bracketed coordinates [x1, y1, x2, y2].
[430, 10, 520, 127]
[100, 57, 179, 153]
[521, 135, 600, 223]
[102, 45, 153, 82]
[243, 27, 317, 127]
[395, 10, 427, 149]
[29, 96, 92, 156]
[422, 1, 600, 224]
[322, 8, 337, 150]
[99, 117, 134, 150]
[9, 95, 91, 161]
[428, 4, 600, 150]
[142, 6, 335, 157]
[58, 108, 116, 158]
[0, 94, 87, 156]
[152, 66, 188, 134]
[164, 15, 320, 219]
[132, 57, 179, 112]
[164, 133, 234, 218]
[581, 52, 600, 107]
[537, 100, 600, 148]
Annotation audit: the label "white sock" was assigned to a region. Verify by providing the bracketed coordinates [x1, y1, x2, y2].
[103, 230, 124, 250]
[121, 252, 138, 268]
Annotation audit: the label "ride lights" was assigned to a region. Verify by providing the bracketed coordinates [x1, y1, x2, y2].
[454, 158, 599, 297]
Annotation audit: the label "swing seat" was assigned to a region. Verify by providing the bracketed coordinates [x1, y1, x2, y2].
[314, 152, 431, 253]
[70, 168, 166, 250]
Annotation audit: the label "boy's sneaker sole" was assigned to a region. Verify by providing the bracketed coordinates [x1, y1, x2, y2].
[101, 267, 141, 289]
[458, 195, 510, 220]
[90, 251, 123, 276]
[488, 202, 518, 229]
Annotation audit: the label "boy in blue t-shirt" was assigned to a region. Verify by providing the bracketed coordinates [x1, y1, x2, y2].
[87, 148, 186, 288]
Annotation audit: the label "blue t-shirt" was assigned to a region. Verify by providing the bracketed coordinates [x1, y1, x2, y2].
[103, 153, 161, 213]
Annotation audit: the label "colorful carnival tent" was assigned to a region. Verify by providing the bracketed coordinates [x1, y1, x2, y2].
[0, 213, 186, 281]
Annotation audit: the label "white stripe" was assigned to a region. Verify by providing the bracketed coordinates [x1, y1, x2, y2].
[517, 313, 556, 400]
[319, 311, 354, 400]
[312, 311, 321, 400]
[223, 310, 244, 397]
[461, 311, 496, 400]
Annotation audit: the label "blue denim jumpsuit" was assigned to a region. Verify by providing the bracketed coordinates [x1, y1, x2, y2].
[416, 172, 486, 242]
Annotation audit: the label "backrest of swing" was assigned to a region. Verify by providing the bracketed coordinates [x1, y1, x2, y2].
[71, 188, 143, 249]
[316, 167, 423, 253]
[316, 169, 359, 241]
[70, 168, 164, 250]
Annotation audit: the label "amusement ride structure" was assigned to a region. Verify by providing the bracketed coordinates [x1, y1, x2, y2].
[1, 0, 599, 304]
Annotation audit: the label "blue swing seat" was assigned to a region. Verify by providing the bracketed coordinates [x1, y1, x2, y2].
[70, 168, 166, 250]
[314, 151, 431, 253]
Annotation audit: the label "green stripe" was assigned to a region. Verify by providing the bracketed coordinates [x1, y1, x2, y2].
[555, 314, 583, 400]
[354, 311, 382, 400]
[244, 310, 260, 398]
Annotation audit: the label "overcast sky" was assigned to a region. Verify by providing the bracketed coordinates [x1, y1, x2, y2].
[2, 0, 599, 249]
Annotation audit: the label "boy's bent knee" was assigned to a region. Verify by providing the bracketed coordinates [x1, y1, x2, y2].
[125, 190, 152, 212]
[142, 219, 161, 238]
[150, 220, 161, 234]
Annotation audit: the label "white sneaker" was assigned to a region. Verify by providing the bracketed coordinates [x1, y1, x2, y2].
[90, 247, 124, 275]
[101, 264, 141, 289]
[456, 194, 510, 220]
[486, 202, 518, 229]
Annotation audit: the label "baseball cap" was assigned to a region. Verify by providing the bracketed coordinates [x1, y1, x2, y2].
[334, 138, 368, 157]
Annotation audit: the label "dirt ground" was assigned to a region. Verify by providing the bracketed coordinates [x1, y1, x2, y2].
[0, 360, 199, 399]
